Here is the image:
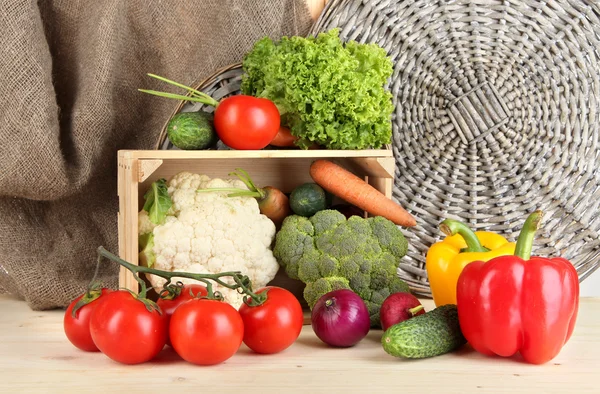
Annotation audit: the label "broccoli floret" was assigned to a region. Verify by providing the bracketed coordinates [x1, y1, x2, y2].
[318, 255, 338, 277]
[338, 256, 360, 278]
[318, 224, 361, 258]
[389, 275, 411, 294]
[349, 272, 371, 300]
[369, 216, 408, 258]
[297, 250, 322, 283]
[365, 300, 381, 323]
[303, 276, 350, 308]
[346, 215, 373, 235]
[371, 288, 391, 306]
[310, 210, 346, 234]
[370, 253, 398, 290]
[285, 214, 316, 235]
[273, 209, 412, 327]
[273, 216, 315, 279]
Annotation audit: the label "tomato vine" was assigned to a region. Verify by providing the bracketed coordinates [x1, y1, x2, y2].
[96, 246, 267, 306]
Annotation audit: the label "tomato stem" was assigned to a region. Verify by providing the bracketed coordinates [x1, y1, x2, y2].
[71, 287, 103, 318]
[96, 247, 265, 305]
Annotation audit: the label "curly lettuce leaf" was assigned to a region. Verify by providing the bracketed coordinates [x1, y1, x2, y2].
[241, 29, 393, 150]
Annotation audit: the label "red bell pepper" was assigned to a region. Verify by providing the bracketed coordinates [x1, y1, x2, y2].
[456, 211, 579, 365]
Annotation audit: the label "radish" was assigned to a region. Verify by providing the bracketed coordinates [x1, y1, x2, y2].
[380, 292, 426, 331]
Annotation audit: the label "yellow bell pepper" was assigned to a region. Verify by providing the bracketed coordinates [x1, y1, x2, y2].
[426, 219, 516, 307]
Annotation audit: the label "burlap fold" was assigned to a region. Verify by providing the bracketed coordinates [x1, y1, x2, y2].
[0, 0, 312, 310]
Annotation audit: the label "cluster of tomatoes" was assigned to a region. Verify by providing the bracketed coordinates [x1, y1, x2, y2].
[63, 284, 304, 365]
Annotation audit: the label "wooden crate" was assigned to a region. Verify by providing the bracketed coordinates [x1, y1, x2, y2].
[117, 148, 395, 299]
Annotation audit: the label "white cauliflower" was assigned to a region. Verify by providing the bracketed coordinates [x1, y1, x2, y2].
[138, 171, 279, 309]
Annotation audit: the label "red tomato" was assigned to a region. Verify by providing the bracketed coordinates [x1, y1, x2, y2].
[89, 290, 167, 365]
[63, 288, 111, 352]
[170, 299, 244, 365]
[156, 284, 207, 346]
[238, 286, 304, 354]
[214, 95, 280, 150]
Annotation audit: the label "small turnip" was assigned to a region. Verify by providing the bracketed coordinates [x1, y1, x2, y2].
[380, 292, 425, 331]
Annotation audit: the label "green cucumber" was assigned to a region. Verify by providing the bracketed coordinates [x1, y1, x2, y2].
[167, 111, 218, 150]
[381, 304, 466, 359]
[289, 183, 328, 217]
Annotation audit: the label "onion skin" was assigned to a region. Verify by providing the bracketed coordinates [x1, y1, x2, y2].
[311, 289, 370, 347]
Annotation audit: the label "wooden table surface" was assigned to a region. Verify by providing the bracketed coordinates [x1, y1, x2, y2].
[1, 295, 598, 394]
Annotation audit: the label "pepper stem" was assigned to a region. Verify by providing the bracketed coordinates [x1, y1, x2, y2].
[514, 210, 543, 260]
[440, 219, 489, 253]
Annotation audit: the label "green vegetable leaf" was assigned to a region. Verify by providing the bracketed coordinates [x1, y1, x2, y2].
[241, 28, 394, 150]
[143, 178, 172, 225]
[139, 233, 155, 269]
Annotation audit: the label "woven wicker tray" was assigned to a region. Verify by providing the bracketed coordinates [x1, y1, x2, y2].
[308, 0, 600, 295]
[157, 0, 600, 297]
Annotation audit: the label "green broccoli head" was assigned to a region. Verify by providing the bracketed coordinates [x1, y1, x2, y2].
[272, 209, 412, 327]
[273, 215, 315, 279]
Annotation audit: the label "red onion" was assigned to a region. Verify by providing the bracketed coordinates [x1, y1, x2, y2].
[311, 289, 370, 347]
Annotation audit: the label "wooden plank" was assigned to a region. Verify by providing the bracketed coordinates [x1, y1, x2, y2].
[347, 157, 395, 178]
[117, 152, 128, 289]
[119, 148, 393, 160]
[118, 155, 140, 292]
[367, 176, 393, 200]
[1, 294, 599, 393]
[372, 156, 396, 199]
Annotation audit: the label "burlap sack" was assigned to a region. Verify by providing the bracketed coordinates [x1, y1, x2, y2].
[0, 0, 312, 310]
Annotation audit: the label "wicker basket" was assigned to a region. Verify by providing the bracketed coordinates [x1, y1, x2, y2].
[308, 0, 600, 295]
[158, 0, 600, 297]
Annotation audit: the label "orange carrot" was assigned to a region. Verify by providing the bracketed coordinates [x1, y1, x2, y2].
[270, 126, 322, 149]
[269, 126, 299, 147]
[309, 160, 417, 227]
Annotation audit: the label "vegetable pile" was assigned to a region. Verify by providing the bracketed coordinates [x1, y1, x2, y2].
[61, 31, 581, 370]
[63, 160, 580, 368]
[241, 29, 394, 150]
[140, 74, 281, 151]
[64, 247, 304, 365]
[139, 29, 395, 151]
